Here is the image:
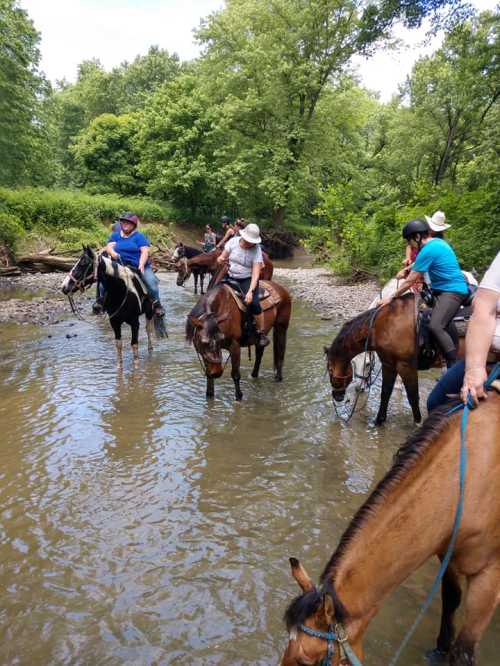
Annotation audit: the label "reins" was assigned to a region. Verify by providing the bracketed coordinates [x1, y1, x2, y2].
[298, 363, 500, 666]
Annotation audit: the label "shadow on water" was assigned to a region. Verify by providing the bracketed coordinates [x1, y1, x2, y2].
[0, 273, 498, 664]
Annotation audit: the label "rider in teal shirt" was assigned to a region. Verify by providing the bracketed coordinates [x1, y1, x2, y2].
[412, 238, 468, 295]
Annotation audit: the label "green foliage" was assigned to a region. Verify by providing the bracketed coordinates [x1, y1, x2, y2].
[0, 211, 25, 251]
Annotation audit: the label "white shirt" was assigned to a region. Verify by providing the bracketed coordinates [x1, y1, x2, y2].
[226, 236, 263, 279]
[480, 251, 500, 314]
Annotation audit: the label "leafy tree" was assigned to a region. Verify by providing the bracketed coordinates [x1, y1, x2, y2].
[71, 113, 144, 195]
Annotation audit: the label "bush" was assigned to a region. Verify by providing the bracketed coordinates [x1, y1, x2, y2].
[0, 212, 25, 251]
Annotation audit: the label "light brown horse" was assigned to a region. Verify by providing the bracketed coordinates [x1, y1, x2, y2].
[325, 294, 465, 425]
[185, 280, 291, 400]
[280, 394, 500, 666]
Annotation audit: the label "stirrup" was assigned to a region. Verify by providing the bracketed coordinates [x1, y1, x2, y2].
[92, 299, 104, 315]
[257, 331, 270, 348]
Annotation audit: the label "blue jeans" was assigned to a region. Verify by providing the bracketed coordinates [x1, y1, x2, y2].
[427, 360, 465, 413]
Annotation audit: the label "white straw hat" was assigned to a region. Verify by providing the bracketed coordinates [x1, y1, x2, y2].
[425, 210, 451, 232]
[240, 223, 262, 244]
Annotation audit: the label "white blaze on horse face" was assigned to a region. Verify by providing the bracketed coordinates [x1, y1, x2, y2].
[61, 273, 71, 292]
[289, 629, 297, 641]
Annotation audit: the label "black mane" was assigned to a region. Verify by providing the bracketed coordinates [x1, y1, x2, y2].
[320, 401, 460, 581]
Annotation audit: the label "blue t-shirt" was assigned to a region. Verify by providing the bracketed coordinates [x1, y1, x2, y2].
[109, 230, 150, 268]
[412, 238, 468, 294]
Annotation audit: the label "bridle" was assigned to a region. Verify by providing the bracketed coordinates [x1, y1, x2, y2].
[66, 254, 97, 292]
[297, 622, 363, 666]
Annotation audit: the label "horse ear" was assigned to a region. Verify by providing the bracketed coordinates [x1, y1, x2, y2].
[289, 557, 314, 592]
[321, 593, 335, 624]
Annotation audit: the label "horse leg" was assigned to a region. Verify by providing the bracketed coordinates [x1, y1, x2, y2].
[206, 375, 215, 399]
[450, 565, 500, 665]
[397, 363, 421, 423]
[273, 323, 288, 382]
[193, 272, 198, 295]
[251, 345, 264, 379]
[111, 321, 123, 367]
[200, 272, 205, 295]
[426, 565, 462, 663]
[230, 343, 243, 401]
[131, 319, 140, 365]
[374, 362, 397, 425]
[145, 316, 154, 353]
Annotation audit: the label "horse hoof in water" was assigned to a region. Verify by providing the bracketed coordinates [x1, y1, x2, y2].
[425, 648, 449, 664]
[235, 392, 243, 401]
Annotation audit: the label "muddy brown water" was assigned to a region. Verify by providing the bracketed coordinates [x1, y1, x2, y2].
[0, 273, 498, 665]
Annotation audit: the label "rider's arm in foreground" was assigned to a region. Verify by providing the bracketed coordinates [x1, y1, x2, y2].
[245, 260, 262, 305]
[379, 271, 423, 306]
[105, 241, 120, 260]
[461, 287, 498, 404]
[217, 248, 230, 264]
[138, 245, 149, 273]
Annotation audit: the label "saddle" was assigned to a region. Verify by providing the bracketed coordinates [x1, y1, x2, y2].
[223, 279, 281, 313]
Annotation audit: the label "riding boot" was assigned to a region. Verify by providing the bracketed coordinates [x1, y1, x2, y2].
[255, 313, 270, 348]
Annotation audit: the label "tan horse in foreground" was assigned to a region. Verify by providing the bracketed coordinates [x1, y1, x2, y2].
[280, 394, 500, 665]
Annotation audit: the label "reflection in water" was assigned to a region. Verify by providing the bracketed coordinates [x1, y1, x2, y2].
[0, 274, 498, 665]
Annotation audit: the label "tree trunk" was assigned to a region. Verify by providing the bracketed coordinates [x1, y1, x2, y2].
[272, 206, 286, 226]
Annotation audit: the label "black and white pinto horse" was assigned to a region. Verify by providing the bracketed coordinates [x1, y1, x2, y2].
[173, 242, 211, 295]
[62, 246, 166, 365]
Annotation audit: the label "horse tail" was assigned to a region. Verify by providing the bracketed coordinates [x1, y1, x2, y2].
[154, 312, 168, 338]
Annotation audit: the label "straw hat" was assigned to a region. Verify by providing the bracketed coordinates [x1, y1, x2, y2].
[240, 223, 261, 244]
[425, 210, 451, 232]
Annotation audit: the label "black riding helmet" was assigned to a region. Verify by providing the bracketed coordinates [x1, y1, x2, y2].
[220, 215, 231, 225]
[402, 218, 430, 240]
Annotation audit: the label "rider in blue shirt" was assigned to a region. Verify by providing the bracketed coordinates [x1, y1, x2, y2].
[95, 212, 165, 316]
[379, 219, 468, 367]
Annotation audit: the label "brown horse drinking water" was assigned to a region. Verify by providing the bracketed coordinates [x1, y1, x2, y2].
[325, 293, 465, 425]
[185, 279, 291, 400]
[280, 394, 500, 666]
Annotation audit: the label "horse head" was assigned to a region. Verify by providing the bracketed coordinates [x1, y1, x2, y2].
[280, 558, 347, 666]
[61, 246, 97, 295]
[176, 256, 191, 286]
[324, 344, 353, 403]
[172, 242, 185, 261]
[186, 310, 225, 378]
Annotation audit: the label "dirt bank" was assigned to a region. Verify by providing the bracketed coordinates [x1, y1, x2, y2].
[274, 267, 379, 321]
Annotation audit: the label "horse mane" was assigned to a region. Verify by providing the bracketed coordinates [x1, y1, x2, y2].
[182, 245, 202, 258]
[328, 293, 413, 357]
[320, 401, 461, 583]
[185, 286, 224, 343]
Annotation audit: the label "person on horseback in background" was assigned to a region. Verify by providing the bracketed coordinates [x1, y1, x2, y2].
[397, 211, 451, 291]
[216, 216, 234, 249]
[104, 212, 165, 317]
[217, 222, 269, 348]
[427, 251, 500, 412]
[199, 224, 217, 253]
[379, 218, 468, 368]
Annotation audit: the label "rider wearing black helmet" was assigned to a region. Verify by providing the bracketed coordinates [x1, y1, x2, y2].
[379, 218, 468, 368]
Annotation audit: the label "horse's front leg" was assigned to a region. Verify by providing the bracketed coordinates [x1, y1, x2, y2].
[398, 362, 421, 423]
[131, 319, 140, 366]
[450, 565, 500, 666]
[374, 361, 397, 425]
[200, 272, 205, 295]
[206, 375, 215, 399]
[111, 321, 123, 367]
[145, 316, 154, 353]
[193, 272, 198, 295]
[230, 342, 243, 401]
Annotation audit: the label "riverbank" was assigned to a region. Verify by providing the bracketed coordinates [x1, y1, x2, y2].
[274, 267, 379, 320]
[0, 267, 379, 325]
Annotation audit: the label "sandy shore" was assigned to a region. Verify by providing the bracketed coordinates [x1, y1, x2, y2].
[0, 267, 380, 325]
[274, 267, 379, 321]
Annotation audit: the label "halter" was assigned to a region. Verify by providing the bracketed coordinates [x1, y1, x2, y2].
[66, 254, 96, 292]
[297, 623, 363, 666]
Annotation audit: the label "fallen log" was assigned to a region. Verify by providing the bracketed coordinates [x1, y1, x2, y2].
[0, 266, 22, 276]
[16, 254, 77, 272]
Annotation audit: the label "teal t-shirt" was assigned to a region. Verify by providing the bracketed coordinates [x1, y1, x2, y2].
[412, 238, 468, 294]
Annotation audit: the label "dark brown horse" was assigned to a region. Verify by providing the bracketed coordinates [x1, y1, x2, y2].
[280, 393, 500, 666]
[185, 279, 291, 400]
[325, 294, 466, 425]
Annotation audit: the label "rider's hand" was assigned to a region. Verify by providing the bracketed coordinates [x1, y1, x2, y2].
[244, 289, 253, 305]
[396, 268, 408, 280]
[402, 258, 411, 267]
[110, 250, 120, 260]
[139, 263, 145, 273]
[461, 366, 488, 406]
